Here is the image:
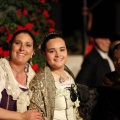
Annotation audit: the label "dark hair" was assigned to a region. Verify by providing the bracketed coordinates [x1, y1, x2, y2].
[111, 43, 120, 59]
[41, 31, 63, 52]
[9, 30, 36, 50]
[113, 43, 120, 51]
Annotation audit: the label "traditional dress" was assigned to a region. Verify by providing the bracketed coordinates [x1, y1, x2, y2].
[0, 58, 36, 112]
[29, 66, 83, 120]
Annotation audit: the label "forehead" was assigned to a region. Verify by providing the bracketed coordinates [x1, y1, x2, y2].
[15, 33, 33, 41]
[96, 37, 110, 41]
[46, 37, 65, 48]
[113, 49, 120, 57]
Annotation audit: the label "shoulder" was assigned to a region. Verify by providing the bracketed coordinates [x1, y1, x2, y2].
[64, 65, 75, 79]
[0, 58, 10, 75]
[85, 48, 101, 58]
[84, 48, 103, 63]
[29, 66, 53, 90]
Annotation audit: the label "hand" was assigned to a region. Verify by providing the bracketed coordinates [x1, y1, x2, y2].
[22, 109, 42, 120]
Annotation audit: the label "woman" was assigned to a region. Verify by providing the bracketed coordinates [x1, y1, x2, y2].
[29, 31, 83, 120]
[0, 30, 42, 120]
[103, 43, 120, 89]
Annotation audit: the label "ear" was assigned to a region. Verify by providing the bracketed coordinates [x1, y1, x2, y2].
[32, 50, 35, 56]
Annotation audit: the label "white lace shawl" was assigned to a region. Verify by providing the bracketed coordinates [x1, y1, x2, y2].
[0, 58, 36, 112]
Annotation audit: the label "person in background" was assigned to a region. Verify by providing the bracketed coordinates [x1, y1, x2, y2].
[29, 31, 83, 120]
[103, 43, 120, 88]
[109, 34, 120, 59]
[75, 32, 115, 120]
[0, 30, 42, 120]
[91, 43, 120, 120]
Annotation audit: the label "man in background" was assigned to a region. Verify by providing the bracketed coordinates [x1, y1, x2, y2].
[76, 32, 115, 120]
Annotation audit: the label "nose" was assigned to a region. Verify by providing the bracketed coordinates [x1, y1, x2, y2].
[55, 51, 60, 57]
[19, 44, 25, 51]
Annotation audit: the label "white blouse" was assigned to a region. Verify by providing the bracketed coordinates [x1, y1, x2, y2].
[53, 71, 80, 120]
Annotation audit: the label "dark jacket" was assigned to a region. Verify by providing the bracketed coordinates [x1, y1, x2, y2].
[76, 47, 112, 87]
[76, 47, 113, 120]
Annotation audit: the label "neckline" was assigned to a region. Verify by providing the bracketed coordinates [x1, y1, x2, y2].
[11, 73, 27, 89]
[9, 62, 25, 79]
[52, 71, 69, 83]
[9, 61, 28, 86]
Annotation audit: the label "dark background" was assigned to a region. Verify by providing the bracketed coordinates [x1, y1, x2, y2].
[49, 0, 120, 54]
[50, 0, 120, 37]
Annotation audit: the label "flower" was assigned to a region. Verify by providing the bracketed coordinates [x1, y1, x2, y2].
[0, 0, 56, 72]
[31, 64, 39, 74]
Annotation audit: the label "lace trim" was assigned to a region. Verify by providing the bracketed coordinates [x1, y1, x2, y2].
[54, 71, 80, 108]
[0, 58, 35, 112]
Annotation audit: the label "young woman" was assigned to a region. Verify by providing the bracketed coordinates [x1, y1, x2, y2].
[29, 31, 83, 120]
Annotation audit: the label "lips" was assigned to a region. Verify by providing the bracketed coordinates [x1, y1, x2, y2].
[17, 53, 26, 57]
[54, 58, 63, 62]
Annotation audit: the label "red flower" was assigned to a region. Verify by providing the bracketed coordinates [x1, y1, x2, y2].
[48, 27, 55, 32]
[25, 23, 34, 30]
[42, 10, 50, 18]
[1, 50, 10, 57]
[40, 0, 45, 4]
[32, 31, 40, 36]
[0, 47, 3, 55]
[17, 9, 22, 16]
[0, 26, 5, 33]
[15, 26, 27, 32]
[23, 9, 28, 15]
[6, 33, 13, 43]
[47, 19, 55, 27]
[32, 64, 39, 74]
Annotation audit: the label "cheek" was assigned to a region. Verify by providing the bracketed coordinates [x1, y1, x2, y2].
[45, 54, 53, 61]
[11, 44, 18, 51]
[27, 49, 34, 57]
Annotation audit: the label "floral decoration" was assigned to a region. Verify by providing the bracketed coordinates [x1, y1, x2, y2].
[0, 0, 56, 73]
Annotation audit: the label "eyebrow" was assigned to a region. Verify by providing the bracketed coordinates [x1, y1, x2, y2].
[47, 46, 66, 50]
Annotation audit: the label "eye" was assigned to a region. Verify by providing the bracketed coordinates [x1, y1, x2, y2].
[49, 50, 54, 53]
[26, 44, 32, 47]
[47, 49, 55, 53]
[60, 48, 65, 52]
[14, 41, 20, 45]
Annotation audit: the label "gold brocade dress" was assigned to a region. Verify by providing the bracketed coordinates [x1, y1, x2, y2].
[29, 66, 83, 120]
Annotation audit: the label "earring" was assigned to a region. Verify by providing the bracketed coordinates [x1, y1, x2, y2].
[30, 52, 35, 66]
[30, 56, 33, 66]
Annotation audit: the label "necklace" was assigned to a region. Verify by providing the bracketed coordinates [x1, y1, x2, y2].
[53, 71, 66, 83]
[9, 63, 24, 79]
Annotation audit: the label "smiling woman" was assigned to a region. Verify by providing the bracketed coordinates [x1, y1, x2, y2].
[29, 31, 83, 120]
[0, 30, 42, 120]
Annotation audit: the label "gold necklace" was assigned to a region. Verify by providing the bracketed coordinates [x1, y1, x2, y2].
[9, 63, 24, 79]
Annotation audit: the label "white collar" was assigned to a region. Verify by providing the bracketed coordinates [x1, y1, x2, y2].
[95, 47, 109, 59]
